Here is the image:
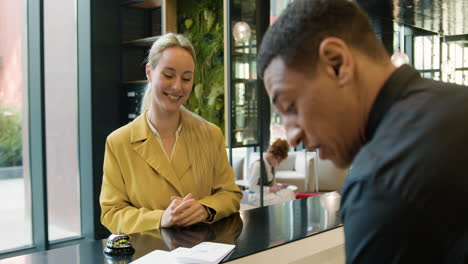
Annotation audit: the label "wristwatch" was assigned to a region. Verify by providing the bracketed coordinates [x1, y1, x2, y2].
[204, 206, 216, 222]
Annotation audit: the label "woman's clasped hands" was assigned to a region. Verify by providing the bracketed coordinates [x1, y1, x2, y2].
[161, 193, 210, 228]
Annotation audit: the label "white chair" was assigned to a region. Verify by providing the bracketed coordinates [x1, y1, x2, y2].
[231, 155, 244, 181]
[307, 152, 348, 192]
[246, 151, 347, 193]
[227, 148, 246, 181]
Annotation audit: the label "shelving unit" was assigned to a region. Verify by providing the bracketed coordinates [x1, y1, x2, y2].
[120, 0, 177, 123]
[84, 0, 178, 239]
[229, 34, 259, 147]
[226, 0, 270, 151]
[121, 0, 162, 9]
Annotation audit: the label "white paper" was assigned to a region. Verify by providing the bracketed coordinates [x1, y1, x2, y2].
[130, 250, 179, 264]
[172, 242, 236, 264]
[130, 242, 235, 264]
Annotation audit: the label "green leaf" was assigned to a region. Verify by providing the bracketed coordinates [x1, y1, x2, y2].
[184, 18, 193, 29]
[194, 83, 203, 99]
[177, 0, 224, 130]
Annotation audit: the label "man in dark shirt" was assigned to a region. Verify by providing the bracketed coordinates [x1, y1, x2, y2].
[257, 0, 468, 263]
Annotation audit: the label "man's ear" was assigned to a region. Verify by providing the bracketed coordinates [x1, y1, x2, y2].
[318, 37, 354, 87]
[145, 64, 152, 82]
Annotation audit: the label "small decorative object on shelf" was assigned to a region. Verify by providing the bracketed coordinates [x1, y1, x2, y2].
[233, 21, 251, 43]
[120, 0, 163, 125]
[103, 233, 135, 257]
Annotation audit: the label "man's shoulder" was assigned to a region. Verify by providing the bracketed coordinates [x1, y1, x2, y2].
[399, 77, 468, 119]
[367, 78, 468, 167]
[343, 80, 468, 210]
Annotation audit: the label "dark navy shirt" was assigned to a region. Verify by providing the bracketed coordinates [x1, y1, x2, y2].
[341, 65, 468, 263]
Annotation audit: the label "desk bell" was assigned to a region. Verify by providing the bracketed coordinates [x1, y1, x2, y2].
[104, 233, 135, 257]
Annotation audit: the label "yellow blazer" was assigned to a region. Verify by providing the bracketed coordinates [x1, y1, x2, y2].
[100, 112, 242, 234]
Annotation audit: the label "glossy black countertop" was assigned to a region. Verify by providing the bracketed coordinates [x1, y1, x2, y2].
[1, 192, 342, 263]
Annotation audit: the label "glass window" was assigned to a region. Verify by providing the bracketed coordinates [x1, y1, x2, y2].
[414, 35, 444, 82]
[43, 0, 81, 242]
[270, 0, 294, 24]
[453, 42, 463, 68]
[423, 37, 433, 70]
[464, 47, 468, 67]
[432, 36, 440, 70]
[451, 42, 467, 86]
[441, 42, 449, 82]
[414, 35, 439, 71]
[269, 0, 295, 145]
[414, 37, 424, 70]
[454, 70, 463, 85]
[0, 0, 32, 252]
[463, 70, 468, 86]
[422, 72, 433, 79]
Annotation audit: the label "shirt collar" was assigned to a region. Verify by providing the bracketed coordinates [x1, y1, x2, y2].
[365, 64, 421, 141]
[145, 111, 182, 138]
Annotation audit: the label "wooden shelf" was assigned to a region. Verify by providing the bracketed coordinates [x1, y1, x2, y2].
[230, 143, 259, 148]
[122, 36, 160, 47]
[234, 44, 257, 50]
[121, 0, 162, 9]
[234, 78, 256, 83]
[123, 80, 148, 84]
[232, 53, 257, 60]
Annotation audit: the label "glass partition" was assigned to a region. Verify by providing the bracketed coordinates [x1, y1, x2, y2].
[44, 0, 81, 242]
[442, 40, 468, 85]
[0, 0, 32, 253]
[414, 35, 441, 80]
[414, 34, 468, 85]
[229, 0, 259, 148]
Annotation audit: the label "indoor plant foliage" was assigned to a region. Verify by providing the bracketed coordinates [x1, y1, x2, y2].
[178, 0, 225, 132]
[0, 106, 22, 167]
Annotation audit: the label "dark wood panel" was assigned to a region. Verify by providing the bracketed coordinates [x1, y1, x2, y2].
[121, 7, 147, 41]
[122, 47, 148, 81]
[91, 0, 122, 240]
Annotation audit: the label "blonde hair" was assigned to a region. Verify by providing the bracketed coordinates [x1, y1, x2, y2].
[141, 34, 214, 187]
[140, 33, 196, 113]
[179, 107, 216, 188]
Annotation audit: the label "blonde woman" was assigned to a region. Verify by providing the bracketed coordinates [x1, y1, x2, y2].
[100, 33, 242, 234]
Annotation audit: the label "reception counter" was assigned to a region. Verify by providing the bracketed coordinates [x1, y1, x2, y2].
[2, 192, 344, 263]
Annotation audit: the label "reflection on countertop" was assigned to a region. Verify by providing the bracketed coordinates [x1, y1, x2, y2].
[228, 191, 341, 261]
[129, 212, 243, 259]
[0, 193, 342, 264]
